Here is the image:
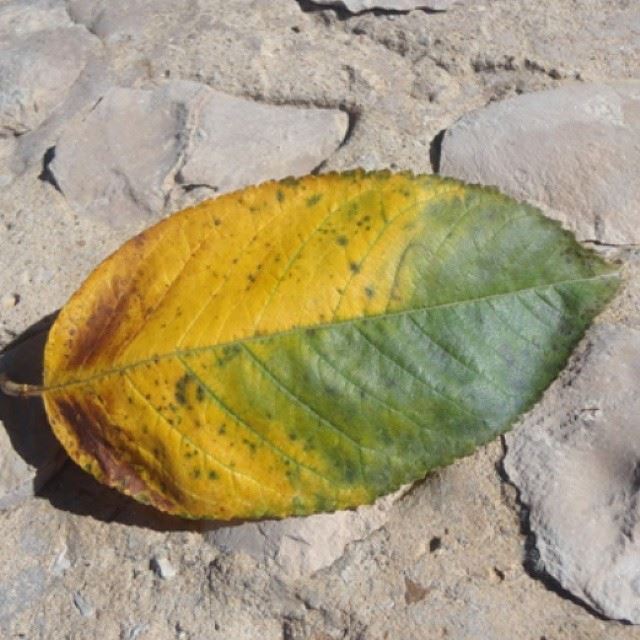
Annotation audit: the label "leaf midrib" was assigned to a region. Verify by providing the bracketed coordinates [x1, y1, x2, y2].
[46, 272, 619, 393]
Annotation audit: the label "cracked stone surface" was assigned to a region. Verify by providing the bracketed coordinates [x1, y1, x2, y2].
[504, 325, 640, 623]
[1, 0, 640, 638]
[208, 491, 400, 578]
[49, 81, 348, 225]
[440, 81, 640, 246]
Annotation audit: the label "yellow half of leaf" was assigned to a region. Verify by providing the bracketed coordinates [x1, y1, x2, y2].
[42, 171, 620, 520]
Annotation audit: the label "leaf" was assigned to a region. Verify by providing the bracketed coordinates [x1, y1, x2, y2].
[41, 171, 620, 520]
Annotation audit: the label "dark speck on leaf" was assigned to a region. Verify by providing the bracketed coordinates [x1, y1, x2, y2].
[364, 286, 375, 298]
[276, 189, 285, 202]
[306, 194, 322, 207]
[344, 461, 358, 482]
[350, 262, 361, 274]
[336, 235, 349, 246]
[175, 374, 190, 406]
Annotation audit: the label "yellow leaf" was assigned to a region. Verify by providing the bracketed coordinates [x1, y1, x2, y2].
[41, 171, 619, 519]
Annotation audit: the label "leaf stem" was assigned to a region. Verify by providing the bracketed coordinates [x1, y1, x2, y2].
[0, 372, 46, 398]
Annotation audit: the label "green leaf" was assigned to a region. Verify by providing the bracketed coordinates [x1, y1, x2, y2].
[42, 171, 620, 519]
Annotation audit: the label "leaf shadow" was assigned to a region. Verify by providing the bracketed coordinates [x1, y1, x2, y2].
[0, 315, 255, 534]
[0, 313, 65, 508]
[294, 0, 440, 18]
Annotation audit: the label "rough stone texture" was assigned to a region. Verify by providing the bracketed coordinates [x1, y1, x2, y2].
[504, 325, 640, 623]
[209, 492, 399, 578]
[49, 81, 347, 225]
[0, 135, 15, 188]
[50, 83, 195, 225]
[0, 0, 72, 41]
[310, 0, 457, 13]
[1, 0, 640, 638]
[0, 27, 98, 136]
[0, 0, 109, 176]
[440, 82, 640, 246]
[65, 0, 195, 44]
[176, 89, 348, 196]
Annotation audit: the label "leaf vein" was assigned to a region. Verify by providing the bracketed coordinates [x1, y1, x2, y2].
[406, 314, 515, 401]
[47, 274, 618, 391]
[177, 356, 339, 495]
[352, 324, 484, 422]
[89, 384, 256, 511]
[304, 340, 433, 456]
[122, 372, 272, 507]
[241, 344, 376, 484]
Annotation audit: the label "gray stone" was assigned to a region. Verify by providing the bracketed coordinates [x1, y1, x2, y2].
[176, 89, 349, 196]
[1, 293, 17, 309]
[73, 591, 95, 617]
[0, 566, 48, 630]
[0, 27, 99, 136]
[0, 507, 65, 636]
[440, 82, 640, 246]
[0, 136, 15, 187]
[50, 82, 196, 225]
[504, 325, 640, 623]
[66, 0, 192, 44]
[50, 81, 347, 226]
[51, 545, 71, 576]
[150, 554, 177, 580]
[124, 624, 150, 640]
[208, 492, 398, 578]
[0, 0, 71, 41]
[0, 327, 66, 511]
[310, 0, 457, 13]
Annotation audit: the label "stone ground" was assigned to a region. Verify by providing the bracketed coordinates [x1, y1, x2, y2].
[1, 0, 640, 638]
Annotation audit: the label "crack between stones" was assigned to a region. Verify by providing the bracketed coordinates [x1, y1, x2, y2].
[62, 0, 102, 41]
[164, 87, 212, 203]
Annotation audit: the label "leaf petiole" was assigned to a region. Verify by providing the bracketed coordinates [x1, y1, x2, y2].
[0, 372, 46, 398]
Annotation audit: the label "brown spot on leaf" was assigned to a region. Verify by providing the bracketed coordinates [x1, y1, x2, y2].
[54, 395, 175, 512]
[63, 274, 139, 370]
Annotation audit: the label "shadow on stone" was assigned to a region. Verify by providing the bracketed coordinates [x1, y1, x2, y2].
[429, 128, 446, 174]
[0, 313, 64, 509]
[496, 452, 618, 624]
[294, 0, 352, 19]
[38, 146, 62, 193]
[295, 0, 442, 17]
